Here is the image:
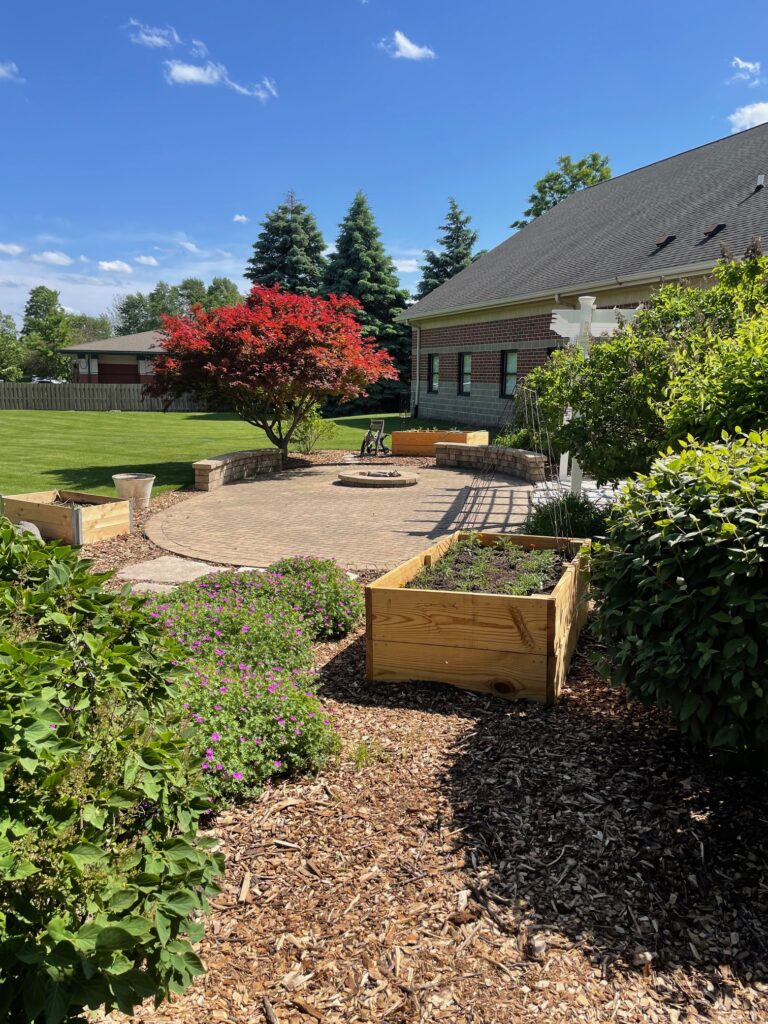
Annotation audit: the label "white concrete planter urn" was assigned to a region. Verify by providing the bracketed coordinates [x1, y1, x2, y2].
[112, 472, 156, 511]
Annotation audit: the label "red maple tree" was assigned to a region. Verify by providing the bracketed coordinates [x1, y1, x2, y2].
[148, 285, 398, 461]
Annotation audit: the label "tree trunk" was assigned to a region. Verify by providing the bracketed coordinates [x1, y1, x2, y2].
[278, 442, 290, 468]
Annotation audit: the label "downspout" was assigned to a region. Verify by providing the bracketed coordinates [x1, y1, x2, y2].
[413, 326, 421, 418]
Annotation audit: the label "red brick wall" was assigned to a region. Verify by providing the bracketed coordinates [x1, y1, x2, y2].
[412, 313, 559, 387]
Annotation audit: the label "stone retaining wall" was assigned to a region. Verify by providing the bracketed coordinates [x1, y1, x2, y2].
[435, 442, 547, 484]
[193, 449, 282, 491]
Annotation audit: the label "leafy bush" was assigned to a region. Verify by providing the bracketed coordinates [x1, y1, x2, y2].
[150, 557, 360, 801]
[492, 426, 534, 450]
[290, 403, 336, 454]
[265, 556, 364, 639]
[524, 252, 768, 483]
[590, 432, 768, 752]
[0, 522, 223, 1024]
[155, 574, 314, 672]
[522, 492, 610, 538]
[179, 663, 339, 801]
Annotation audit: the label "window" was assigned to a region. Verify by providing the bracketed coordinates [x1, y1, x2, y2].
[458, 352, 472, 395]
[501, 350, 518, 397]
[427, 354, 440, 393]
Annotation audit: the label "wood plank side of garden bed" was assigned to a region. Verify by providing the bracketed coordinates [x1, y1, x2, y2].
[391, 430, 488, 456]
[1, 493, 76, 542]
[78, 499, 132, 544]
[366, 532, 589, 704]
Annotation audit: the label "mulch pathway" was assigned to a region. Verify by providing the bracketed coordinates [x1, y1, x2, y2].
[112, 630, 768, 1024]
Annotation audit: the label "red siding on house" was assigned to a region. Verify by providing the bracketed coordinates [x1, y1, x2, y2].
[98, 362, 140, 384]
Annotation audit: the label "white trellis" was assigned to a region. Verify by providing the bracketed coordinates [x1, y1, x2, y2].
[550, 296, 641, 495]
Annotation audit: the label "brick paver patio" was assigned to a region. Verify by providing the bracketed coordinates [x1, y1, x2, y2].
[145, 465, 534, 570]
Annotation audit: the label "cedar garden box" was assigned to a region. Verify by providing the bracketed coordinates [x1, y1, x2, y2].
[391, 430, 489, 457]
[365, 532, 590, 704]
[1, 490, 132, 545]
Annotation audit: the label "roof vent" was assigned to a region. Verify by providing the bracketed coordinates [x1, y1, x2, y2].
[654, 233, 676, 248]
[757, 174, 765, 190]
[703, 222, 726, 237]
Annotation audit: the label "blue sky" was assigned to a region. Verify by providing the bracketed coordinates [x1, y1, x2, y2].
[1, 0, 767, 321]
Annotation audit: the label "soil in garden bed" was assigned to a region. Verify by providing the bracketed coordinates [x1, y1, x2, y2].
[406, 534, 567, 597]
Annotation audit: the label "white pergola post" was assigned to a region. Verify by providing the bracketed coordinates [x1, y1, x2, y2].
[569, 296, 596, 495]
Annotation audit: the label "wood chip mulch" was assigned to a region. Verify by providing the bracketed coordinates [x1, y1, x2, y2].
[114, 629, 768, 1024]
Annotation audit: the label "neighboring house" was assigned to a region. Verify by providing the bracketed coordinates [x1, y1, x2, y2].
[61, 330, 162, 384]
[402, 124, 768, 428]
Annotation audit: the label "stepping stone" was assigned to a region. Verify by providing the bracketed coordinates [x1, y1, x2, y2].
[116, 555, 225, 585]
[128, 581, 178, 596]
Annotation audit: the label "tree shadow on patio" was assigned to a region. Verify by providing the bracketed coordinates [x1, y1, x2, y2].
[318, 634, 768, 1012]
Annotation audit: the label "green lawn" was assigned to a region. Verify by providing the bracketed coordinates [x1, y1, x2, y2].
[0, 411, 452, 496]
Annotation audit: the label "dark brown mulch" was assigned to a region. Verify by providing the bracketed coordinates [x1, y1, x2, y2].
[111, 626, 768, 1024]
[285, 450, 435, 470]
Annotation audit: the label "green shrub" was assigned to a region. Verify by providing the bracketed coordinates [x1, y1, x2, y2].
[0, 521, 223, 1024]
[290, 403, 336, 455]
[492, 426, 535, 450]
[590, 432, 768, 752]
[265, 556, 364, 639]
[522, 492, 610, 538]
[150, 558, 359, 801]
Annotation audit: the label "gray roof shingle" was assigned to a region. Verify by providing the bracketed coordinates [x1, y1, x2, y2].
[61, 330, 163, 355]
[404, 124, 768, 320]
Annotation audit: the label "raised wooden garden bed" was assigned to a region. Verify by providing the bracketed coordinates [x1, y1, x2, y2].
[365, 532, 589, 704]
[391, 429, 489, 457]
[1, 490, 132, 545]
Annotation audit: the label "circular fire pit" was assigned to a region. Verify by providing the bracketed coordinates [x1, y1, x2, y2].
[338, 468, 418, 488]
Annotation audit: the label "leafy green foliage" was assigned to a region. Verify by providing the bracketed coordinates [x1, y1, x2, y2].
[511, 152, 611, 229]
[522, 492, 610, 538]
[110, 278, 243, 336]
[244, 192, 327, 295]
[525, 253, 768, 483]
[0, 522, 223, 1023]
[20, 285, 73, 378]
[265, 556, 364, 640]
[416, 198, 479, 299]
[149, 556, 362, 801]
[0, 309, 23, 381]
[290, 403, 336, 454]
[408, 534, 561, 597]
[492, 426, 535, 450]
[590, 432, 768, 753]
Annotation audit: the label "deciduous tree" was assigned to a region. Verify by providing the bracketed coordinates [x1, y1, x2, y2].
[416, 198, 479, 299]
[149, 285, 397, 462]
[244, 192, 326, 295]
[0, 310, 23, 381]
[20, 285, 73, 378]
[511, 152, 611, 229]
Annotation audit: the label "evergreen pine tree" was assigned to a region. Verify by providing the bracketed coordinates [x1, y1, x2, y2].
[416, 198, 479, 299]
[324, 191, 410, 407]
[244, 192, 326, 294]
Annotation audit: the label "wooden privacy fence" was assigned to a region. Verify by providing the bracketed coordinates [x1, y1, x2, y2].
[0, 383, 201, 413]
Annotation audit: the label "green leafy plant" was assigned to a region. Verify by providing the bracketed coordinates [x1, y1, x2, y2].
[408, 534, 561, 597]
[290, 403, 336, 455]
[0, 521, 223, 1024]
[265, 556, 364, 639]
[590, 431, 768, 752]
[492, 426, 534, 450]
[522, 492, 610, 538]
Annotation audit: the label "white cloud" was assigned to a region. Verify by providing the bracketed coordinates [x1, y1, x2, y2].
[379, 30, 436, 61]
[178, 240, 201, 253]
[215, 249, 233, 258]
[190, 39, 208, 58]
[233, 213, 249, 223]
[31, 250, 73, 266]
[98, 260, 132, 273]
[163, 60, 277, 100]
[78, 255, 89, 263]
[135, 254, 159, 266]
[0, 61, 23, 82]
[0, 242, 24, 256]
[728, 101, 768, 132]
[393, 258, 420, 273]
[127, 19, 180, 49]
[730, 56, 762, 87]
